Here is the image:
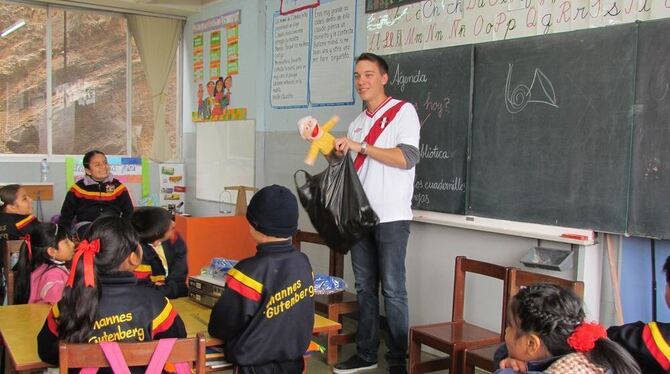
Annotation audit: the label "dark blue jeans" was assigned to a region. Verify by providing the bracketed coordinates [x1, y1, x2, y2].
[350, 220, 410, 367]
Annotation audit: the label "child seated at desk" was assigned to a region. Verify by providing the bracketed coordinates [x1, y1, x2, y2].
[497, 283, 640, 374]
[130, 206, 188, 299]
[37, 216, 186, 373]
[208, 185, 315, 374]
[13, 223, 75, 304]
[0, 184, 40, 240]
[607, 255, 670, 374]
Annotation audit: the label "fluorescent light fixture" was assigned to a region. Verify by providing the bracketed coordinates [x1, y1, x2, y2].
[1, 20, 27, 38]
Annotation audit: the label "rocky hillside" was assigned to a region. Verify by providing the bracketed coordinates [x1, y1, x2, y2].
[0, 3, 176, 157]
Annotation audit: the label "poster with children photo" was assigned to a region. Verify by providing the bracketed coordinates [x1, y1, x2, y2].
[192, 10, 247, 122]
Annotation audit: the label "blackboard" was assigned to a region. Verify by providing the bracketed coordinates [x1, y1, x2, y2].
[628, 18, 670, 238]
[365, 0, 422, 13]
[468, 24, 637, 233]
[385, 45, 473, 214]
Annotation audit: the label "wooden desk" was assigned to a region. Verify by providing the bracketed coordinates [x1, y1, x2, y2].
[0, 298, 341, 372]
[175, 215, 257, 276]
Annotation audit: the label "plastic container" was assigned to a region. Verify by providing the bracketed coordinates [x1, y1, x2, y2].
[520, 247, 573, 271]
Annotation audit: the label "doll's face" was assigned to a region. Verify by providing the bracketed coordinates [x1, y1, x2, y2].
[215, 80, 224, 91]
[224, 76, 232, 89]
[297, 116, 319, 140]
[206, 82, 215, 96]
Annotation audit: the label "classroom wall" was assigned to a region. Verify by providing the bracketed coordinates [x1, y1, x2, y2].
[178, 0, 593, 332]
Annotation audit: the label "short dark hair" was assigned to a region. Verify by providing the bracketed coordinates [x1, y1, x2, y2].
[0, 184, 21, 212]
[83, 150, 106, 170]
[356, 52, 389, 75]
[130, 207, 173, 243]
[664, 255, 670, 285]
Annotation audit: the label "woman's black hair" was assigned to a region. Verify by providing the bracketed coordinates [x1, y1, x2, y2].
[130, 206, 172, 243]
[82, 150, 106, 170]
[510, 283, 641, 374]
[56, 216, 140, 343]
[213, 76, 225, 97]
[0, 184, 21, 213]
[13, 223, 70, 304]
[663, 255, 670, 285]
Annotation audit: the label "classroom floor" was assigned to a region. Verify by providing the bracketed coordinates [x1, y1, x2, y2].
[210, 317, 491, 374]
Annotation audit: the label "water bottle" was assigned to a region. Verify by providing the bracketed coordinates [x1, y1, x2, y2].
[40, 158, 49, 182]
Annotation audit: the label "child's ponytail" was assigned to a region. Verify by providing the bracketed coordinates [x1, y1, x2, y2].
[56, 216, 139, 343]
[566, 321, 641, 374]
[12, 238, 31, 304]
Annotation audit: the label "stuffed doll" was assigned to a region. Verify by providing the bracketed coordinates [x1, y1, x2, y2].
[297, 115, 339, 166]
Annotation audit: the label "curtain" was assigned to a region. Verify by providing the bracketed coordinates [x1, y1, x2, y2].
[127, 15, 183, 162]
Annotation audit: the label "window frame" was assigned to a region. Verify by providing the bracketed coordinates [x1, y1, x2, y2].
[0, 0, 183, 162]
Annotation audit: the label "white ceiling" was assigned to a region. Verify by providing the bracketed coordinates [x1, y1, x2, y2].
[52, 0, 219, 17]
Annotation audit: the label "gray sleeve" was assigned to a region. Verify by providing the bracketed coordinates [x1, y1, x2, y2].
[398, 143, 420, 169]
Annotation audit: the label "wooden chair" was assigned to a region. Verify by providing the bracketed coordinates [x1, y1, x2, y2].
[463, 268, 585, 374]
[59, 333, 206, 373]
[2, 239, 24, 305]
[293, 230, 358, 365]
[409, 256, 511, 374]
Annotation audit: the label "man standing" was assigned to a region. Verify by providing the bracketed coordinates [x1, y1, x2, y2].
[333, 53, 421, 374]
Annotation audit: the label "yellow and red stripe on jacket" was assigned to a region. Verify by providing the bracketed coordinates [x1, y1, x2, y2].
[70, 184, 127, 201]
[133, 264, 165, 283]
[46, 304, 60, 336]
[642, 321, 670, 371]
[152, 299, 178, 337]
[226, 268, 263, 302]
[15, 214, 36, 230]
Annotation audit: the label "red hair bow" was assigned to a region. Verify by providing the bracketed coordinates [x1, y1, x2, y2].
[20, 234, 32, 261]
[66, 239, 101, 288]
[567, 321, 607, 352]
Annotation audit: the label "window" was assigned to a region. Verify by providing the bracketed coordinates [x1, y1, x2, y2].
[0, 1, 179, 159]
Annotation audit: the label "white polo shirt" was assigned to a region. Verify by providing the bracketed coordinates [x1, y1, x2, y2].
[348, 97, 421, 223]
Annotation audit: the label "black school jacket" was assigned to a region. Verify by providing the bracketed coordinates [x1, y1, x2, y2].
[59, 176, 134, 231]
[134, 234, 189, 299]
[208, 240, 315, 367]
[608, 321, 670, 374]
[0, 213, 40, 240]
[37, 272, 186, 373]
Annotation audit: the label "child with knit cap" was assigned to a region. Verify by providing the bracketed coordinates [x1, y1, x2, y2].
[208, 184, 315, 374]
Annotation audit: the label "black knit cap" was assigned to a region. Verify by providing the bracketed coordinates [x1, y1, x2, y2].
[246, 184, 298, 238]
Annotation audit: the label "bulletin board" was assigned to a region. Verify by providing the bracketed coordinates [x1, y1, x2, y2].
[195, 120, 255, 204]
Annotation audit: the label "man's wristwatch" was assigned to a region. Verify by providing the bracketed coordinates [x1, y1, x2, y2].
[360, 141, 368, 155]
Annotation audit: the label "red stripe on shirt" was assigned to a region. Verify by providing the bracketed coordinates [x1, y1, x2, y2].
[16, 215, 36, 229]
[152, 308, 178, 337]
[47, 310, 59, 336]
[642, 323, 670, 371]
[226, 276, 262, 302]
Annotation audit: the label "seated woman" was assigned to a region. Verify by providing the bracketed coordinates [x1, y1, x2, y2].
[59, 150, 133, 236]
[0, 184, 40, 240]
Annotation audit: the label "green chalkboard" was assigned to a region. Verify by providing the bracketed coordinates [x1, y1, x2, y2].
[628, 18, 670, 239]
[468, 24, 637, 232]
[384, 45, 473, 214]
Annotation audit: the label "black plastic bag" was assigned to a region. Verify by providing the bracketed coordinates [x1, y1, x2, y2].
[294, 153, 378, 254]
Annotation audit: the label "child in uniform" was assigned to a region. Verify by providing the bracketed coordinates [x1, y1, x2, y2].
[208, 185, 315, 374]
[607, 255, 670, 374]
[130, 206, 188, 299]
[13, 223, 75, 304]
[59, 150, 134, 236]
[37, 216, 186, 373]
[0, 184, 40, 240]
[498, 283, 641, 374]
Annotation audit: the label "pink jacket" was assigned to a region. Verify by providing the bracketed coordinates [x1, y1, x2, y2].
[29, 264, 69, 304]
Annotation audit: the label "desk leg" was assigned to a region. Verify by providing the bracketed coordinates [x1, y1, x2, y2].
[3, 349, 14, 374]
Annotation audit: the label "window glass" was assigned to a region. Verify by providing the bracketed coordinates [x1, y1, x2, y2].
[50, 8, 127, 155]
[0, 3, 47, 154]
